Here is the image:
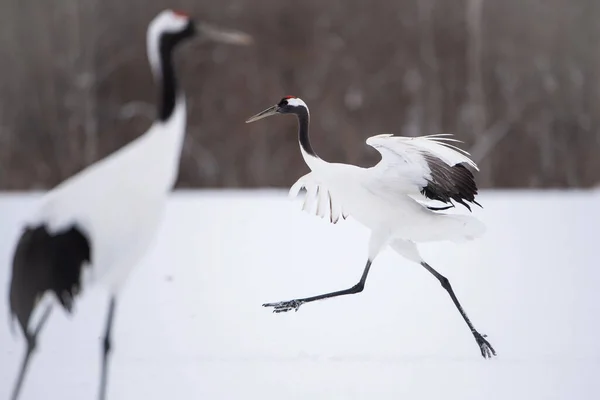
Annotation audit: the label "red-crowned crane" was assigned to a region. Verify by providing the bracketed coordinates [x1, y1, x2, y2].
[7, 9, 251, 400]
[246, 96, 496, 359]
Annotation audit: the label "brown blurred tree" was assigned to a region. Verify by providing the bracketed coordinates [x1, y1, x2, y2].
[0, 0, 598, 190]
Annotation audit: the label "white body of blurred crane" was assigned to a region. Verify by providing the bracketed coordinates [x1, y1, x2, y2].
[246, 96, 496, 359]
[7, 9, 251, 400]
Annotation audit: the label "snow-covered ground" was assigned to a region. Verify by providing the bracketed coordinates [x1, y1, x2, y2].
[0, 189, 598, 399]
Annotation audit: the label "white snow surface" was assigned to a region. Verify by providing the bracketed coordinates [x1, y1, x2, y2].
[0, 189, 598, 399]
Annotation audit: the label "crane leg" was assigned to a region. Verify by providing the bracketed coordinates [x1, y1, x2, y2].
[420, 261, 496, 358]
[98, 296, 116, 400]
[391, 240, 496, 359]
[10, 306, 52, 400]
[263, 231, 388, 313]
[263, 258, 373, 312]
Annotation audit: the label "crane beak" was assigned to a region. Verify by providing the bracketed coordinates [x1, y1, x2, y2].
[197, 23, 253, 45]
[245, 105, 279, 123]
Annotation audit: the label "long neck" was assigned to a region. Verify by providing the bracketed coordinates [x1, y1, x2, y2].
[147, 35, 187, 188]
[152, 37, 179, 122]
[296, 106, 319, 162]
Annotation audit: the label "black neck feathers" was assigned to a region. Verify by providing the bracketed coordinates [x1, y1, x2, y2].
[296, 107, 317, 157]
[155, 22, 195, 122]
[157, 34, 179, 122]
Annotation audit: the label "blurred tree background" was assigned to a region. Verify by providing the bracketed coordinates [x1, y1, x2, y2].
[0, 0, 599, 190]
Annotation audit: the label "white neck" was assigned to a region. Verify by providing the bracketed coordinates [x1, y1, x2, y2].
[146, 10, 189, 78]
[299, 146, 321, 170]
[147, 25, 163, 78]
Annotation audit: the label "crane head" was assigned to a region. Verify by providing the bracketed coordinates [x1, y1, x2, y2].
[149, 10, 196, 44]
[245, 96, 308, 123]
[149, 10, 252, 51]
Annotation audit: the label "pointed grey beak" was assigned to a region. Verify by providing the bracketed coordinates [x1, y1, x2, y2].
[245, 105, 279, 123]
[198, 23, 253, 45]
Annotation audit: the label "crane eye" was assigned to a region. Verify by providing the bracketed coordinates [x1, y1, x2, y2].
[279, 95, 295, 107]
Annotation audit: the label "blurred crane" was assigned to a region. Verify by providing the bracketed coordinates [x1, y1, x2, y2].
[7, 9, 251, 400]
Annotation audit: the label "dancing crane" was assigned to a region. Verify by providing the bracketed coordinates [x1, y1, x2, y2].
[245, 96, 496, 359]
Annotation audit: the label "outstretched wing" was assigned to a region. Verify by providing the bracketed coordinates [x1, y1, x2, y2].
[288, 173, 349, 224]
[366, 133, 481, 211]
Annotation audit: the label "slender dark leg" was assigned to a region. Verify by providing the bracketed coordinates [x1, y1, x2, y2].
[10, 306, 52, 400]
[263, 259, 373, 313]
[98, 297, 116, 400]
[421, 262, 496, 358]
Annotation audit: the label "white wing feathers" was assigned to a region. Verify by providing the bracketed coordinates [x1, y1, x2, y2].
[366, 133, 481, 211]
[289, 173, 347, 223]
[288, 134, 480, 223]
[367, 133, 477, 173]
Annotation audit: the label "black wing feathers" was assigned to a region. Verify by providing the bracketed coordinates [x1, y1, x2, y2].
[420, 154, 482, 212]
[9, 224, 91, 334]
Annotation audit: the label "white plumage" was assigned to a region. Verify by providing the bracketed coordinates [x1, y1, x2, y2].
[246, 96, 496, 359]
[292, 133, 485, 244]
[31, 97, 186, 293]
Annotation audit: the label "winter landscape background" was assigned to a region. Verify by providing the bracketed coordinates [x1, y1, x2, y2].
[1, 0, 599, 399]
[0, 190, 598, 399]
